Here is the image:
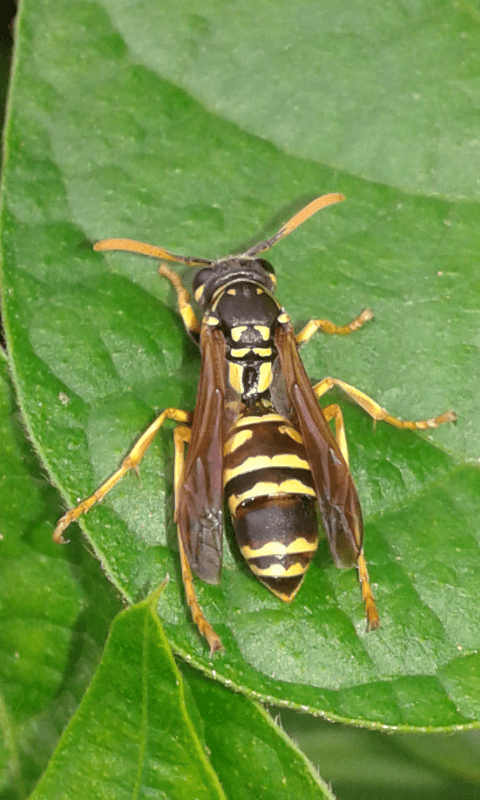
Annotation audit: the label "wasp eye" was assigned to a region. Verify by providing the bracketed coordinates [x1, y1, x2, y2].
[193, 267, 213, 297]
[255, 258, 276, 276]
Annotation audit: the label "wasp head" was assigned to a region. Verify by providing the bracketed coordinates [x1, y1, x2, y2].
[192, 257, 277, 308]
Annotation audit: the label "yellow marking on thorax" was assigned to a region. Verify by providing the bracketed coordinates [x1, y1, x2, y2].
[227, 287, 237, 295]
[223, 453, 310, 485]
[277, 311, 290, 324]
[240, 537, 318, 560]
[255, 325, 271, 341]
[231, 326, 247, 341]
[230, 348, 250, 359]
[257, 362, 273, 393]
[229, 345, 271, 358]
[228, 362, 244, 394]
[223, 428, 253, 455]
[228, 479, 316, 515]
[204, 315, 219, 326]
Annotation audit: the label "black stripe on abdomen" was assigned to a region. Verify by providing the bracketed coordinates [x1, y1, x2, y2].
[233, 495, 319, 601]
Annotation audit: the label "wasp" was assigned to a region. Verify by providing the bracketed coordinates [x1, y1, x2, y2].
[54, 194, 456, 654]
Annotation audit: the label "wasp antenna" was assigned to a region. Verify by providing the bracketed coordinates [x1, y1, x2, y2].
[94, 238, 212, 267]
[245, 193, 345, 257]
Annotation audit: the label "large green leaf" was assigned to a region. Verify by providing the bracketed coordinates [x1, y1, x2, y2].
[29, 593, 335, 800]
[0, 356, 334, 798]
[0, 352, 122, 797]
[109, 0, 480, 201]
[1, 0, 479, 732]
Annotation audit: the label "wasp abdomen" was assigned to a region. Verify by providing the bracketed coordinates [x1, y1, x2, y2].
[223, 412, 319, 601]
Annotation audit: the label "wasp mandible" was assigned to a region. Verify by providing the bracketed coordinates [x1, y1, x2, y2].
[54, 194, 456, 654]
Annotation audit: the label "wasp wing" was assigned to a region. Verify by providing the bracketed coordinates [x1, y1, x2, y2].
[176, 324, 227, 584]
[275, 321, 362, 567]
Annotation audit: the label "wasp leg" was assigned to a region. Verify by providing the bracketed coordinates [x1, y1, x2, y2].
[296, 308, 374, 345]
[314, 377, 457, 430]
[322, 402, 350, 466]
[322, 402, 380, 630]
[53, 408, 192, 544]
[356, 551, 380, 630]
[159, 263, 201, 339]
[173, 426, 224, 655]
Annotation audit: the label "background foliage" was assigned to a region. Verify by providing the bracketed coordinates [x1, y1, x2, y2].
[1, 0, 479, 797]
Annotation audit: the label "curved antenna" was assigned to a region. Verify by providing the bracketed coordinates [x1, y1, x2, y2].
[245, 193, 345, 257]
[93, 238, 213, 267]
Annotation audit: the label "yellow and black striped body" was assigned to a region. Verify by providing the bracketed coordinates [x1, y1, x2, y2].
[58, 195, 395, 653]
[223, 407, 319, 600]
[204, 279, 320, 600]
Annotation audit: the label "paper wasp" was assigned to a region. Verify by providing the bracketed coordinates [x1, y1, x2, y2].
[54, 194, 456, 654]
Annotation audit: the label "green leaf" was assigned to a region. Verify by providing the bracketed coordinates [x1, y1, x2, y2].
[29, 593, 335, 800]
[0, 348, 333, 796]
[1, 0, 479, 733]
[110, 0, 480, 201]
[281, 712, 480, 800]
[28, 593, 226, 800]
[183, 663, 337, 800]
[0, 353, 121, 797]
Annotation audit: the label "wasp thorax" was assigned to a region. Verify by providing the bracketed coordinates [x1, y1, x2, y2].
[215, 281, 280, 332]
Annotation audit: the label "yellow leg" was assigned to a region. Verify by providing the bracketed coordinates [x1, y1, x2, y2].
[296, 308, 374, 345]
[322, 402, 350, 466]
[321, 401, 380, 629]
[314, 377, 457, 430]
[357, 552, 380, 630]
[94, 241, 201, 337]
[173, 426, 224, 655]
[53, 407, 192, 543]
[172, 425, 190, 522]
[316, 378, 455, 630]
[159, 263, 201, 338]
